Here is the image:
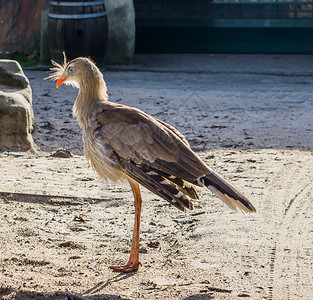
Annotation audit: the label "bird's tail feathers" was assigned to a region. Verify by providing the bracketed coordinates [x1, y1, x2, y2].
[200, 175, 256, 214]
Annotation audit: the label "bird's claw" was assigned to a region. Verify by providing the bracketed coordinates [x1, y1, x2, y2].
[109, 261, 141, 273]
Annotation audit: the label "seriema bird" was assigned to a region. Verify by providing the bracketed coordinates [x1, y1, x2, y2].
[47, 55, 256, 273]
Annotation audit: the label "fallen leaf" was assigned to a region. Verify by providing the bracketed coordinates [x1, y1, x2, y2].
[73, 215, 85, 222]
[147, 241, 160, 248]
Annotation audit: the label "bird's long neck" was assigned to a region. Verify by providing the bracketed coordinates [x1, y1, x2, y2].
[73, 75, 108, 129]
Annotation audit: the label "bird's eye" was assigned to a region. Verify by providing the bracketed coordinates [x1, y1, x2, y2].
[68, 66, 74, 74]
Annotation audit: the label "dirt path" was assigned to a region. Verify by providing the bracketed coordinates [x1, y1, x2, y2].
[0, 149, 312, 299]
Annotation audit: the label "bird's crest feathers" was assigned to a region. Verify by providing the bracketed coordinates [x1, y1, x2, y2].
[45, 52, 68, 82]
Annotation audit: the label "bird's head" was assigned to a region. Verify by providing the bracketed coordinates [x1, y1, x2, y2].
[46, 53, 104, 90]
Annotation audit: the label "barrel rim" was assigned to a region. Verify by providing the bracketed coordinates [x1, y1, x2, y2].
[50, 1, 104, 7]
[48, 11, 106, 19]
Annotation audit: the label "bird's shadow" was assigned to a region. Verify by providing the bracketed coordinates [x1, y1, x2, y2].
[84, 272, 136, 295]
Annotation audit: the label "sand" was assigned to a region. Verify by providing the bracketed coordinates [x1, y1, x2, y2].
[0, 54, 312, 299]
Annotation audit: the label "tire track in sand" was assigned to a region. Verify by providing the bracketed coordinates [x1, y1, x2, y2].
[264, 152, 313, 299]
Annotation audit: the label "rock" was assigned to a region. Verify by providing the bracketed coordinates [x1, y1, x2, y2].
[51, 148, 73, 158]
[0, 60, 36, 150]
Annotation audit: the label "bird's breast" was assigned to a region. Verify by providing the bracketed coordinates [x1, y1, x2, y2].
[83, 130, 125, 183]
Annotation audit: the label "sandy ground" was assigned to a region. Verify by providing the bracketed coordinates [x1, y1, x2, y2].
[0, 54, 313, 299]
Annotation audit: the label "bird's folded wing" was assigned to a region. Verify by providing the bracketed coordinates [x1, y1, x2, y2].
[95, 102, 209, 183]
[95, 102, 255, 213]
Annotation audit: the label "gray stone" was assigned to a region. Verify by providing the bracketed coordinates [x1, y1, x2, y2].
[104, 0, 135, 65]
[0, 60, 36, 150]
[40, 1, 51, 66]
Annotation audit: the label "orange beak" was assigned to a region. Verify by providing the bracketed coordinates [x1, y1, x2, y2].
[56, 77, 67, 88]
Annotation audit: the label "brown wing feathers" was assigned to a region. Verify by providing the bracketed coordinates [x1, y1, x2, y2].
[96, 103, 256, 214]
[151, 169, 199, 200]
[113, 151, 194, 211]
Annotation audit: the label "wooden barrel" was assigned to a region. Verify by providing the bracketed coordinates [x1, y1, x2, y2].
[48, 0, 108, 65]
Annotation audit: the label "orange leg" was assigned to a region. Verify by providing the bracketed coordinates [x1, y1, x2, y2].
[110, 178, 142, 272]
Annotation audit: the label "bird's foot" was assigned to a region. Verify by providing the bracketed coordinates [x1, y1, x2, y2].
[109, 261, 141, 273]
